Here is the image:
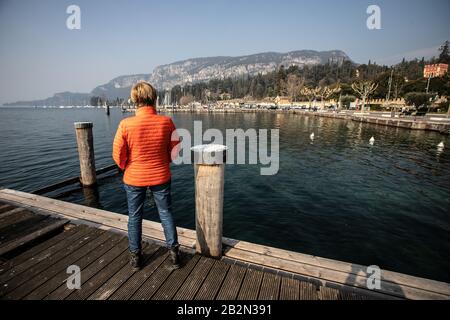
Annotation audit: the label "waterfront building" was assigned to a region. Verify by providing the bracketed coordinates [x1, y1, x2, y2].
[424, 64, 449, 78]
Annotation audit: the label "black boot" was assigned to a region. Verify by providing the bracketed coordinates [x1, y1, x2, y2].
[130, 251, 143, 272]
[169, 246, 181, 269]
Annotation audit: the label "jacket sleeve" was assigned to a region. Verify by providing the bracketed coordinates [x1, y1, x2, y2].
[113, 121, 128, 170]
[168, 119, 181, 163]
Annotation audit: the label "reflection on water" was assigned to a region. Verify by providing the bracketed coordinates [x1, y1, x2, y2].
[82, 186, 102, 209]
[0, 108, 449, 282]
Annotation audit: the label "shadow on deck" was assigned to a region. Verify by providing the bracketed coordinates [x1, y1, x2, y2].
[0, 201, 378, 301]
[0, 192, 449, 301]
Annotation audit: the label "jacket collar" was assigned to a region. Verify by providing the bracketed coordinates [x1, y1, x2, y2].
[136, 106, 157, 116]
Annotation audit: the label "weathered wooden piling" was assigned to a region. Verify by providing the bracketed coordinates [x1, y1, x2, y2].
[191, 144, 227, 258]
[74, 122, 97, 187]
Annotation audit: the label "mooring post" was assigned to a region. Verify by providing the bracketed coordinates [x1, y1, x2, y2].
[106, 105, 110, 116]
[74, 122, 97, 187]
[191, 144, 227, 258]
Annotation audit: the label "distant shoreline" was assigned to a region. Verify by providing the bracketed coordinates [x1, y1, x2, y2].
[1, 106, 449, 135]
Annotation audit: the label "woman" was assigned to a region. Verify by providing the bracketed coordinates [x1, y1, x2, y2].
[113, 81, 181, 271]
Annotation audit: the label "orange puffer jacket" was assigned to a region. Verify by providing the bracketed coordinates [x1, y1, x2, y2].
[113, 107, 180, 187]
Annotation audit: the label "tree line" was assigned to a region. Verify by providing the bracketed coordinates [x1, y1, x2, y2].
[89, 41, 449, 110]
[165, 41, 449, 108]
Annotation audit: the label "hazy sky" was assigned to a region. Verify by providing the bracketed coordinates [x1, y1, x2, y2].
[0, 0, 449, 104]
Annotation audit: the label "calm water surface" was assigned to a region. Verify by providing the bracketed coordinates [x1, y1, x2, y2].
[0, 107, 449, 282]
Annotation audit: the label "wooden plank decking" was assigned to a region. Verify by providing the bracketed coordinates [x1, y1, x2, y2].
[0, 188, 449, 300]
[0, 204, 331, 301]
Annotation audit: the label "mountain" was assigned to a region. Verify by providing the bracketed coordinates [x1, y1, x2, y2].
[151, 50, 349, 90]
[91, 74, 150, 99]
[4, 92, 91, 107]
[94, 50, 350, 97]
[4, 50, 351, 106]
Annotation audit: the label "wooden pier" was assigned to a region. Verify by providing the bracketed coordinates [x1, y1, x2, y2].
[0, 188, 449, 300]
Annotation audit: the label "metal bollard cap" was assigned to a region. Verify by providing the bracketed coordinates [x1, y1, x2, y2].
[191, 144, 227, 165]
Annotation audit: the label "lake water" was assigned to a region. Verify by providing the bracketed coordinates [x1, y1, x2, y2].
[0, 107, 449, 282]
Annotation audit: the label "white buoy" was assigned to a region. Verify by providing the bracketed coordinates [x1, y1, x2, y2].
[310, 133, 315, 141]
[438, 142, 445, 149]
[369, 137, 375, 145]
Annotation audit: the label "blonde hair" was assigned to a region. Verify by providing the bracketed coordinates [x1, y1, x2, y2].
[131, 81, 157, 107]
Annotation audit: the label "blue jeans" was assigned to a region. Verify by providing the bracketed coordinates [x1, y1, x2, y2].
[124, 182, 179, 253]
